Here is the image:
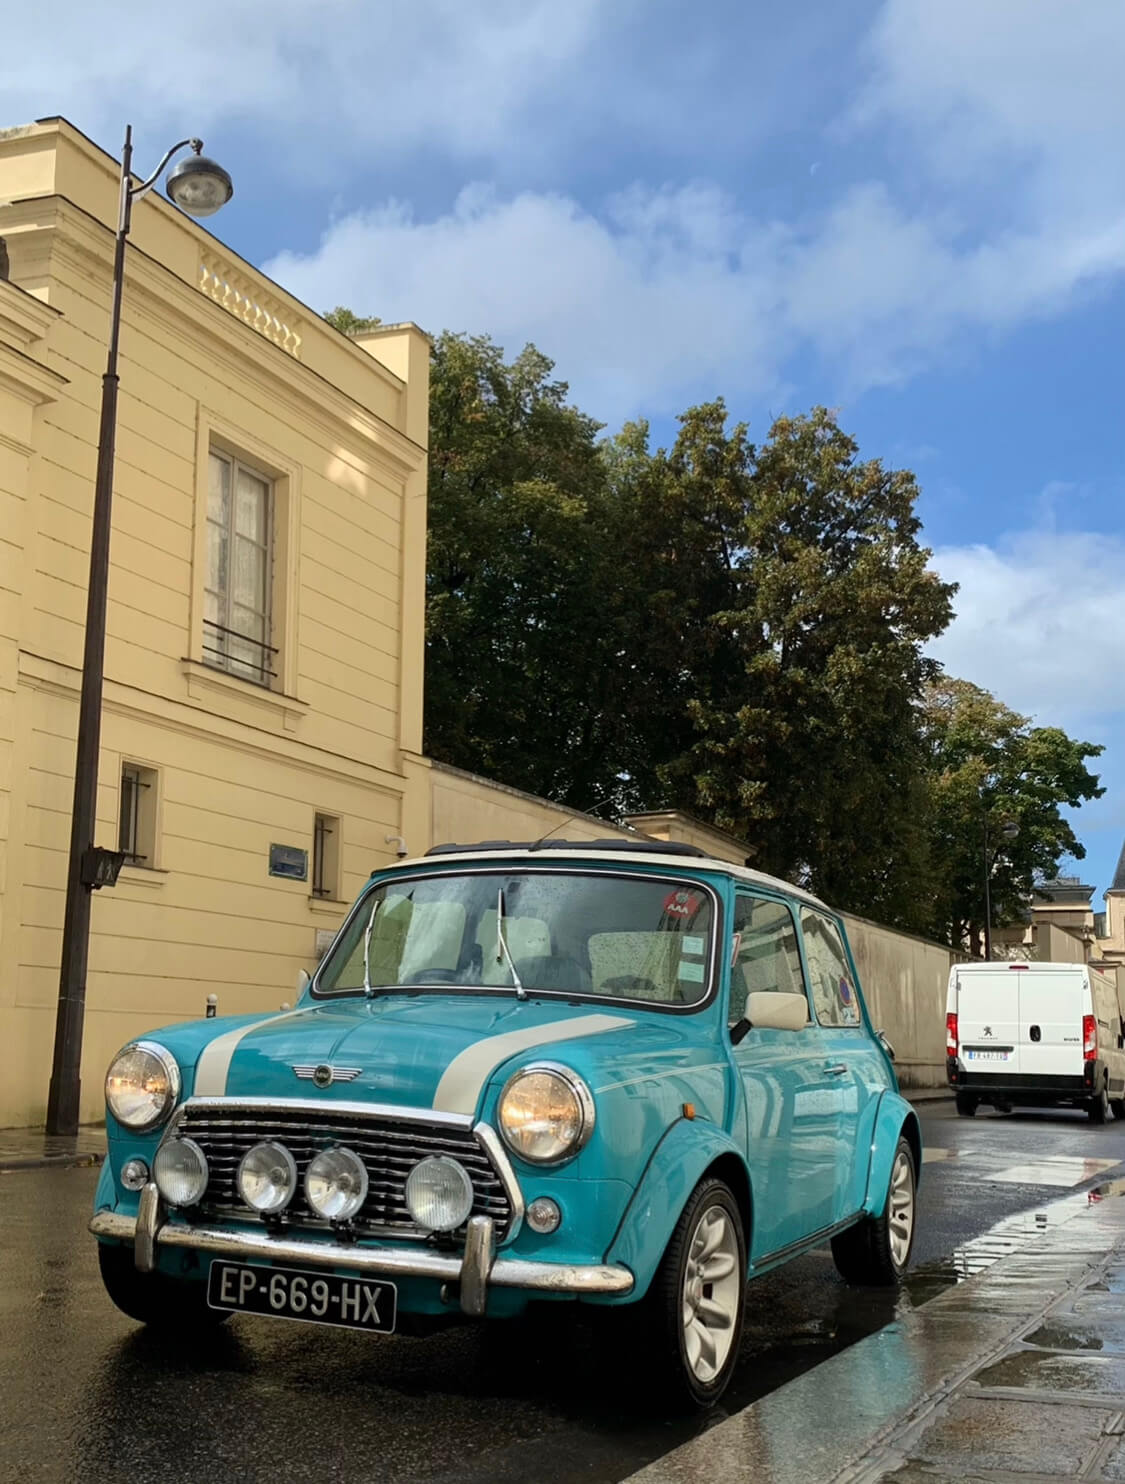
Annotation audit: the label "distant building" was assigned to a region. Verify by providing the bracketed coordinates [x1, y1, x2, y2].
[1097, 842, 1125, 974]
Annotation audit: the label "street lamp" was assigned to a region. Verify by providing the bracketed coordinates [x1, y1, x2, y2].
[45, 128, 233, 1137]
[983, 817, 1020, 961]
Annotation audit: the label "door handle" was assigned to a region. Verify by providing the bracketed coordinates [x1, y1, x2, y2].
[823, 1064, 848, 1077]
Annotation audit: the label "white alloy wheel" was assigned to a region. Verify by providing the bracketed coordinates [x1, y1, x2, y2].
[681, 1203, 741, 1383]
[888, 1147, 915, 1271]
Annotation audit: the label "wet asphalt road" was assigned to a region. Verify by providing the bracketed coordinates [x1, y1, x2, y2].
[4, 1101, 1125, 1484]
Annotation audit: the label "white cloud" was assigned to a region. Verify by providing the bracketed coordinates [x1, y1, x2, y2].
[851, 0, 1125, 209]
[0, 0, 613, 170]
[8, 2, 1125, 414]
[929, 526, 1125, 728]
[929, 522, 1125, 890]
[264, 171, 1125, 420]
[266, 183, 791, 419]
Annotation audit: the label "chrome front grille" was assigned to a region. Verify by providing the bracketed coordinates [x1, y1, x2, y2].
[174, 1101, 514, 1240]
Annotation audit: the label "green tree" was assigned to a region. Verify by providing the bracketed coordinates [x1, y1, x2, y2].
[322, 306, 382, 334]
[919, 678, 1104, 951]
[424, 332, 621, 804]
[657, 406, 955, 925]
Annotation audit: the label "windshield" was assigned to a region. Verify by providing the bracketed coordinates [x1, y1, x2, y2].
[315, 870, 716, 1009]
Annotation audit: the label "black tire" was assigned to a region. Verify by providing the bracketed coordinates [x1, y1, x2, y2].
[955, 1092, 978, 1118]
[832, 1135, 916, 1287]
[1111, 1098, 1125, 1121]
[98, 1243, 229, 1330]
[631, 1176, 746, 1409]
[1089, 1084, 1110, 1124]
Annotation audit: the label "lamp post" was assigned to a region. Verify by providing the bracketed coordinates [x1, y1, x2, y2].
[45, 128, 233, 1137]
[983, 817, 1020, 961]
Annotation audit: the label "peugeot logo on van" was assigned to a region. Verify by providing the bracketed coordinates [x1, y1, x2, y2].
[982, 1026, 993, 1038]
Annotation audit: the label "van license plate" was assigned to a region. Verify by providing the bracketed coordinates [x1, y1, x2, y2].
[207, 1260, 396, 1332]
[965, 1050, 1009, 1061]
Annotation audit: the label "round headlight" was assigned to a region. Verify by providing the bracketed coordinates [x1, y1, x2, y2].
[498, 1064, 594, 1164]
[238, 1141, 297, 1215]
[105, 1041, 180, 1131]
[404, 1156, 475, 1232]
[305, 1147, 368, 1222]
[153, 1137, 209, 1207]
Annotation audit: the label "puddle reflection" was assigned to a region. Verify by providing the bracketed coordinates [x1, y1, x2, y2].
[904, 1176, 1125, 1309]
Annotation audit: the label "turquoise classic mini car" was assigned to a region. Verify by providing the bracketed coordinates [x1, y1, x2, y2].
[90, 839, 920, 1406]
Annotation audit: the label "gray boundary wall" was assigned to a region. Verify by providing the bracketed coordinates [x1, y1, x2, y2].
[843, 913, 966, 1089]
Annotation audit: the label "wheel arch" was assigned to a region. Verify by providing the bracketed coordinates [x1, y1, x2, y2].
[900, 1108, 922, 1184]
[863, 1091, 922, 1218]
[602, 1118, 753, 1303]
[702, 1150, 752, 1248]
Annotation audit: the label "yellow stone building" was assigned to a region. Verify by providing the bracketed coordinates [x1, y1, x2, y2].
[0, 119, 446, 1127]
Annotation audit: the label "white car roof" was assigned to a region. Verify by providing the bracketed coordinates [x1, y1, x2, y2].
[391, 844, 831, 913]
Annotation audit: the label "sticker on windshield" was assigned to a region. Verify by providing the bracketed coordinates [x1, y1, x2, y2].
[682, 935, 705, 956]
[679, 960, 705, 983]
[663, 888, 703, 922]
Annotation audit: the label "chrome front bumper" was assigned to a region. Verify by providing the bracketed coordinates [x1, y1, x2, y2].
[89, 1186, 634, 1317]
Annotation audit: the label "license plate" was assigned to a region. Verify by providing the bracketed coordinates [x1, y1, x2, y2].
[965, 1050, 1010, 1061]
[207, 1260, 397, 1333]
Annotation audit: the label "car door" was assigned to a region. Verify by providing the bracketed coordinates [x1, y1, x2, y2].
[798, 909, 882, 1226]
[729, 892, 839, 1260]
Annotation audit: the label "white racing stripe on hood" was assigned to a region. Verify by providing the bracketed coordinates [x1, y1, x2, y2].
[431, 1013, 635, 1115]
[193, 1007, 318, 1096]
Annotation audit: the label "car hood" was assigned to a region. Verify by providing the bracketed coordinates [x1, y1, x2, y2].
[159, 995, 700, 1117]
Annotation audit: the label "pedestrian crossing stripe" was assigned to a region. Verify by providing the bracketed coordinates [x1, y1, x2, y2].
[921, 1149, 1119, 1187]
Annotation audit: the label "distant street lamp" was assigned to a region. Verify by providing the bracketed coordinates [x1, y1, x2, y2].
[983, 817, 1020, 960]
[45, 128, 233, 1137]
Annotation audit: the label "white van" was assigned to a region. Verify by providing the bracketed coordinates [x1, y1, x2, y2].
[945, 961, 1125, 1122]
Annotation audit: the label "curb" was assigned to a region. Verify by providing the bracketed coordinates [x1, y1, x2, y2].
[0, 1151, 104, 1173]
[624, 1195, 1125, 1484]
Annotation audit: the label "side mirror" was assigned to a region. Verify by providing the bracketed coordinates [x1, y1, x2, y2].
[296, 968, 310, 996]
[730, 991, 809, 1043]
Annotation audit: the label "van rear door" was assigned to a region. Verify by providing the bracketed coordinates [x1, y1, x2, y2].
[1016, 969, 1085, 1078]
[956, 969, 1021, 1074]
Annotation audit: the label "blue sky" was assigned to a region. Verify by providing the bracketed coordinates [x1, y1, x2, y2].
[6, 0, 1123, 905]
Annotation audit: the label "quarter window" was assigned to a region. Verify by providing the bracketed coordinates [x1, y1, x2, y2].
[800, 910, 861, 1027]
[730, 896, 806, 1024]
[205, 449, 275, 685]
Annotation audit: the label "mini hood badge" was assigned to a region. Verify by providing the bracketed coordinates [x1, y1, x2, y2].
[292, 1063, 362, 1088]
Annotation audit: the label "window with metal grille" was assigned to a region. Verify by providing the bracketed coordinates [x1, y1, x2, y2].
[119, 763, 158, 865]
[312, 813, 341, 899]
[205, 449, 276, 685]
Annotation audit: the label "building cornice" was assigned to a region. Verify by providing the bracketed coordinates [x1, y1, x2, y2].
[2, 196, 425, 480]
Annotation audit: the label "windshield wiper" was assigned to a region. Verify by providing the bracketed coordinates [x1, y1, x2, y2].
[362, 896, 382, 998]
[496, 887, 527, 1001]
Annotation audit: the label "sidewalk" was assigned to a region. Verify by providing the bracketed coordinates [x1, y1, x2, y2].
[626, 1191, 1125, 1484]
[0, 1125, 105, 1172]
[903, 1086, 953, 1104]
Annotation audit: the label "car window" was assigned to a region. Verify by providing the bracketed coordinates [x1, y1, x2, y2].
[730, 895, 807, 1025]
[800, 910, 861, 1027]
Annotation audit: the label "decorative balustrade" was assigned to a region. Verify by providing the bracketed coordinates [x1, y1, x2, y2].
[198, 252, 303, 357]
